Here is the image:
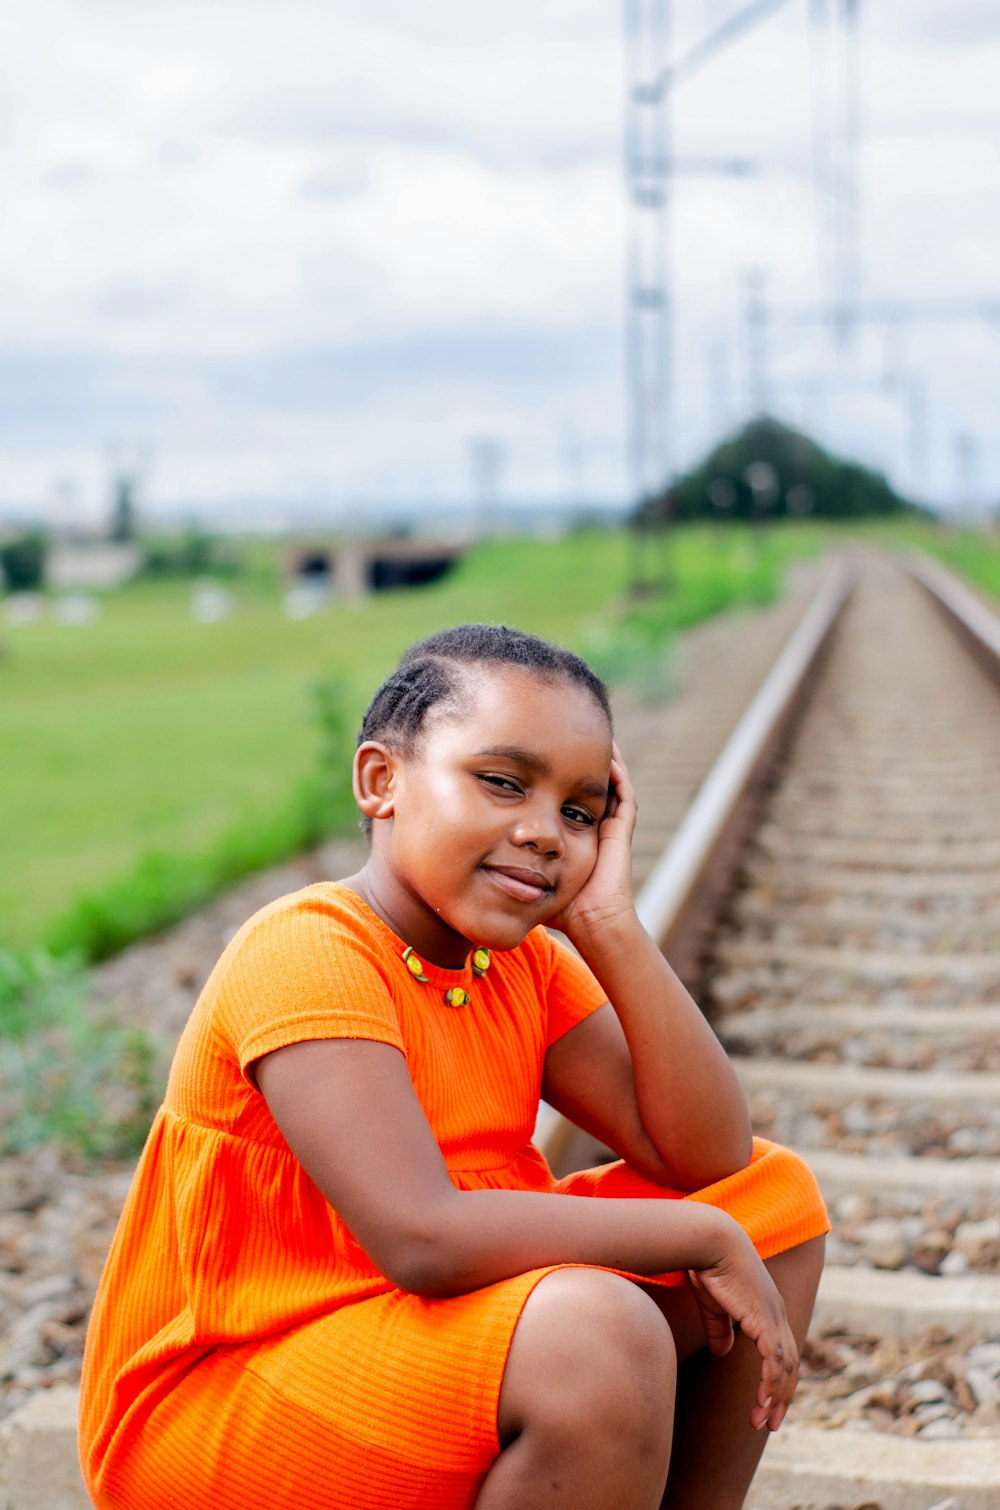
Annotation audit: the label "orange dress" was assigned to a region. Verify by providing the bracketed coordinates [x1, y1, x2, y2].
[78, 883, 828, 1510]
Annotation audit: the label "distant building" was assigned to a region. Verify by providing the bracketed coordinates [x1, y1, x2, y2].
[286, 537, 461, 602]
[47, 541, 143, 591]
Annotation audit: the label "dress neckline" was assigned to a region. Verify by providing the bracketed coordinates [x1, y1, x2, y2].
[325, 882, 476, 989]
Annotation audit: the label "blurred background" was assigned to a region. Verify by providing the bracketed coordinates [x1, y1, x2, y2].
[2, 0, 997, 529]
[2, 0, 998, 989]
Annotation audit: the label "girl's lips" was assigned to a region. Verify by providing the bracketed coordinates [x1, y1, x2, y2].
[482, 866, 553, 904]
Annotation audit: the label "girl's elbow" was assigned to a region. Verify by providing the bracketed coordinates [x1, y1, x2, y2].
[646, 1128, 754, 1193]
[704, 1129, 755, 1187]
[387, 1247, 456, 1298]
[377, 1216, 473, 1298]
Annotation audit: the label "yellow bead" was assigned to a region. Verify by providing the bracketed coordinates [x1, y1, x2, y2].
[444, 987, 470, 1008]
[472, 948, 491, 976]
[402, 946, 428, 982]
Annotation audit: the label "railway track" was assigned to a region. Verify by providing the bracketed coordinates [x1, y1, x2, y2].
[3, 548, 998, 1508]
[543, 551, 1000, 1509]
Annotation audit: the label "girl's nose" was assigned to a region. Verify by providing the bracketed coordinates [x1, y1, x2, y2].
[511, 813, 563, 858]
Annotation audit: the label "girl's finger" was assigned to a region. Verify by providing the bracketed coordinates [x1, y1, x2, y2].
[688, 1272, 735, 1356]
[753, 1331, 798, 1429]
[605, 757, 637, 833]
[609, 748, 635, 797]
[765, 1398, 792, 1433]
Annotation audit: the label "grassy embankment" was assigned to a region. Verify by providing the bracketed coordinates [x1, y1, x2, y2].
[909, 520, 1000, 603]
[2, 524, 822, 961]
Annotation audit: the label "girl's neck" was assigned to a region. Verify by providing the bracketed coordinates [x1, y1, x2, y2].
[341, 861, 473, 970]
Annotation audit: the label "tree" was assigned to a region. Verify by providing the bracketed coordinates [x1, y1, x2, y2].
[0, 533, 48, 591]
[636, 417, 920, 525]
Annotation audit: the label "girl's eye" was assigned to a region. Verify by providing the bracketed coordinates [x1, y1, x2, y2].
[562, 805, 597, 827]
[478, 773, 522, 794]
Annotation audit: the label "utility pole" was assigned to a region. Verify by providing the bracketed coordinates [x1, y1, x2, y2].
[833, 0, 863, 347]
[468, 436, 506, 540]
[105, 439, 152, 543]
[744, 270, 771, 416]
[955, 431, 980, 523]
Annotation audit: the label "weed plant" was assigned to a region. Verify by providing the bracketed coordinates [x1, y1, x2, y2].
[0, 947, 158, 1160]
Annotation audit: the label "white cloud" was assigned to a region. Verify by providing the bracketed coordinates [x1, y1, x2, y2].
[1, 0, 998, 518]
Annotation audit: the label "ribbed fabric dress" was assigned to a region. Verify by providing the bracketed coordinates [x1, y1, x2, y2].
[78, 883, 829, 1510]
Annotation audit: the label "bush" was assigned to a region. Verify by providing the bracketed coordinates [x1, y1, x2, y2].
[141, 530, 243, 578]
[312, 672, 355, 815]
[0, 532, 47, 591]
[44, 778, 339, 961]
[584, 530, 784, 703]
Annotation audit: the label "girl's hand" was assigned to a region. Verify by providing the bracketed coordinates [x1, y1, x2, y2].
[687, 1229, 800, 1432]
[547, 742, 638, 945]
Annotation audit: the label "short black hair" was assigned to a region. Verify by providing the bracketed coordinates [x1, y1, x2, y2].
[356, 623, 612, 837]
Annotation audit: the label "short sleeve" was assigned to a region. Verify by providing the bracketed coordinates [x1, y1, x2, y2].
[212, 890, 406, 1081]
[542, 933, 609, 1047]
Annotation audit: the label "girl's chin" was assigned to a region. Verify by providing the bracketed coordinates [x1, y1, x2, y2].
[471, 905, 564, 953]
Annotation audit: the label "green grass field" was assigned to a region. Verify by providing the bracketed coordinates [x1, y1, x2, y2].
[0, 520, 841, 955]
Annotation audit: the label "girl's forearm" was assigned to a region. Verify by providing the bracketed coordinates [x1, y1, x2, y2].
[571, 910, 753, 1186]
[405, 1184, 738, 1298]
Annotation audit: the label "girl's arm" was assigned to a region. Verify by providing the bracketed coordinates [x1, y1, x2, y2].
[256, 1035, 798, 1431]
[543, 746, 753, 1191]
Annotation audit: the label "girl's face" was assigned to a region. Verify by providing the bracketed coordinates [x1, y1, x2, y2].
[364, 666, 612, 964]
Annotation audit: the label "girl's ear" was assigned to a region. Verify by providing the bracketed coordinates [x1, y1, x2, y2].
[353, 742, 398, 824]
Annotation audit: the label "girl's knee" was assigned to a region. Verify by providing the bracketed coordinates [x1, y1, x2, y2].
[499, 1270, 675, 1444]
[527, 1268, 674, 1353]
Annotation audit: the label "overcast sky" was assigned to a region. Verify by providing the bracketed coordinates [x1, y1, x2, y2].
[2, 0, 998, 527]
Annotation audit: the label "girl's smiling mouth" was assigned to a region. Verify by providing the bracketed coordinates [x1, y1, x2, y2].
[481, 864, 555, 903]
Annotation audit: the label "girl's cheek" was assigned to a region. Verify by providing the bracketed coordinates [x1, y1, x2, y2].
[569, 836, 601, 888]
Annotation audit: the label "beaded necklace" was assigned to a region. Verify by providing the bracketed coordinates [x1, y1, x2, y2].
[401, 944, 491, 1007]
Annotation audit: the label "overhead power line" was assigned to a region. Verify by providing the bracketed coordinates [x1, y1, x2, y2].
[643, 0, 798, 98]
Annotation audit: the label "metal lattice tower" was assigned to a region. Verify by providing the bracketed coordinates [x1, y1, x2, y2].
[624, 0, 672, 590]
[623, 0, 807, 587]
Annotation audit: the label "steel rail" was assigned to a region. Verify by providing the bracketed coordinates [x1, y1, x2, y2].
[904, 549, 1000, 689]
[537, 551, 857, 1171]
[532, 551, 1000, 1506]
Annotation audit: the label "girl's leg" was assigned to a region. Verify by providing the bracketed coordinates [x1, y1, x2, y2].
[653, 1234, 826, 1510]
[476, 1268, 677, 1510]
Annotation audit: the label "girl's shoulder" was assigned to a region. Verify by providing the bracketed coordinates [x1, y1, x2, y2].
[174, 884, 409, 1095]
[193, 882, 404, 1037]
[217, 881, 400, 972]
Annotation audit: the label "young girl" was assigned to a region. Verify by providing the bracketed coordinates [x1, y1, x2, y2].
[79, 623, 828, 1510]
